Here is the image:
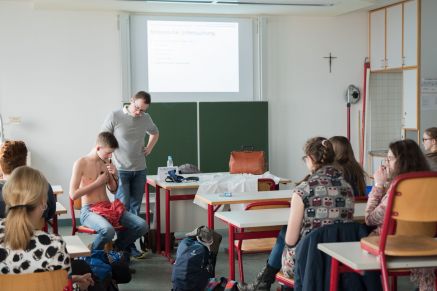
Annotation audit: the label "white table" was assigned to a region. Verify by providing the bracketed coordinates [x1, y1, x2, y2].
[52, 185, 64, 196]
[318, 242, 437, 291]
[195, 189, 292, 229]
[63, 235, 91, 258]
[145, 172, 291, 259]
[216, 204, 367, 280]
[55, 202, 67, 215]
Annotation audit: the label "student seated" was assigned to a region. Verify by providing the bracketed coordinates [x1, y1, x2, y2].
[329, 136, 367, 196]
[0, 166, 95, 290]
[69, 132, 148, 253]
[238, 137, 355, 290]
[365, 139, 434, 291]
[423, 127, 437, 171]
[0, 166, 71, 274]
[0, 140, 56, 221]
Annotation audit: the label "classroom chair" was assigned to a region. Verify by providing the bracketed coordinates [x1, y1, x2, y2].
[69, 198, 97, 235]
[69, 197, 125, 253]
[0, 269, 71, 291]
[234, 200, 290, 283]
[257, 178, 277, 191]
[359, 171, 437, 291]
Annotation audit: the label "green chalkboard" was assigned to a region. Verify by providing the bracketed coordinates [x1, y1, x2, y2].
[199, 102, 268, 172]
[146, 102, 198, 175]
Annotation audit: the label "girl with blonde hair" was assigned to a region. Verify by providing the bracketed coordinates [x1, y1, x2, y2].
[0, 166, 70, 273]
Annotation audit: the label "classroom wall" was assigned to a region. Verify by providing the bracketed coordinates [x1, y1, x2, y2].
[0, 2, 368, 221]
[0, 2, 122, 213]
[264, 12, 368, 181]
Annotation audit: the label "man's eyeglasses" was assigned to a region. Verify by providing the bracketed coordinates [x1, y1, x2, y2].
[133, 102, 146, 113]
[301, 155, 308, 162]
[422, 138, 433, 142]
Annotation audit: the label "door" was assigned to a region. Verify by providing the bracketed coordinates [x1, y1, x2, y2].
[402, 69, 418, 129]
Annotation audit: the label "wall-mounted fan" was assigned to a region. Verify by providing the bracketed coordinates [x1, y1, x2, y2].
[345, 84, 360, 140]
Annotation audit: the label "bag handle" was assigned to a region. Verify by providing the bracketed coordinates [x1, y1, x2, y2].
[240, 145, 255, 151]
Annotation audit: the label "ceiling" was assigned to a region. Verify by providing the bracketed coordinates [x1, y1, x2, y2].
[30, 0, 399, 16]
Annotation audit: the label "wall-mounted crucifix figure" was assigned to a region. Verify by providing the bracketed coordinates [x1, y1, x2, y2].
[323, 52, 337, 73]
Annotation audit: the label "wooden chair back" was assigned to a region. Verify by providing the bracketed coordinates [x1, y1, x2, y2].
[72, 197, 82, 210]
[379, 172, 437, 246]
[391, 174, 437, 224]
[0, 269, 68, 291]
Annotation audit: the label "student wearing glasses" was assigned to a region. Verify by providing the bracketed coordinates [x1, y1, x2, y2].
[238, 137, 354, 290]
[101, 91, 159, 259]
[422, 127, 437, 171]
[365, 139, 433, 291]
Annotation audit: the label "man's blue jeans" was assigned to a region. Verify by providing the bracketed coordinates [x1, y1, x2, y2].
[268, 226, 287, 269]
[80, 204, 148, 250]
[116, 169, 147, 215]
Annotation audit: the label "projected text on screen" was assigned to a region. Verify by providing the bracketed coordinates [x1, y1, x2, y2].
[147, 20, 239, 93]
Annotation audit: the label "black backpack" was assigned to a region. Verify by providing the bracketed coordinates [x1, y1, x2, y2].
[171, 237, 214, 291]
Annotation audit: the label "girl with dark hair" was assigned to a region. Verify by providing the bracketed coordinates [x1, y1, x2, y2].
[329, 136, 367, 196]
[365, 139, 433, 291]
[238, 137, 355, 290]
[423, 127, 437, 171]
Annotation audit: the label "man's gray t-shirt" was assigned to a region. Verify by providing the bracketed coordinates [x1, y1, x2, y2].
[102, 106, 159, 171]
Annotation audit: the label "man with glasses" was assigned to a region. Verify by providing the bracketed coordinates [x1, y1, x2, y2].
[102, 91, 159, 259]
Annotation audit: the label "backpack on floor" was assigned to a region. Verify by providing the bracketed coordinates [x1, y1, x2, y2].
[171, 237, 214, 291]
[205, 277, 239, 291]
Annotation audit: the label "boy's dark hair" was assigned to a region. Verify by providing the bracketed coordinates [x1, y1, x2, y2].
[97, 132, 119, 149]
[133, 91, 151, 104]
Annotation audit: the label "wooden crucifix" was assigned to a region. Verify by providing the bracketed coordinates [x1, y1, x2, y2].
[323, 52, 337, 73]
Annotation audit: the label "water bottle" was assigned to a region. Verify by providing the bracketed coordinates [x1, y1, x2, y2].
[167, 155, 173, 167]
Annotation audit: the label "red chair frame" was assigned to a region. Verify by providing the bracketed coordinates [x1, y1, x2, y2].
[69, 198, 97, 235]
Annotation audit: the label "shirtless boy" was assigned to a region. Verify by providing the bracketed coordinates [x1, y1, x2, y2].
[70, 132, 148, 251]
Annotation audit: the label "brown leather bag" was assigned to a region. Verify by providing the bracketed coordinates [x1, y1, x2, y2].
[229, 147, 265, 174]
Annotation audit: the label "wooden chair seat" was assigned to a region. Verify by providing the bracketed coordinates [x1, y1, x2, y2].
[0, 269, 68, 291]
[235, 238, 276, 252]
[275, 271, 295, 287]
[361, 235, 437, 256]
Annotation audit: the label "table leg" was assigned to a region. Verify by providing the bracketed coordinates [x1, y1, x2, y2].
[228, 224, 235, 280]
[329, 258, 339, 291]
[208, 204, 214, 229]
[52, 215, 59, 235]
[165, 189, 171, 258]
[155, 186, 161, 255]
[52, 194, 58, 235]
[145, 182, 150, 226]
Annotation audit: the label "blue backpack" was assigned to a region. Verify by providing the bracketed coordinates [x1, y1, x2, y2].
[171, 237, 213, 291]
